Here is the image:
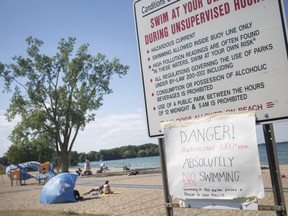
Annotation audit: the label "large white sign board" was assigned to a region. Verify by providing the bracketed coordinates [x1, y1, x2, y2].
[134, 0, 288, 137]
[161, 113, 264, 201]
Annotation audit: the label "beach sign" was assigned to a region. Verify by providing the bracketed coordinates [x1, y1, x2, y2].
[134, 0, 288, 137]
[161, 112, 264, 208]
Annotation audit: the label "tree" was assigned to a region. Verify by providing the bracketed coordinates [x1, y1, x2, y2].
[0, 37, 128, 172]
[69, 151, 79, 166]
[6, 139, 55, 164]
[6, 123, 56, 164]
[137, 149, 147, 157]
[0, 155, 8, 166]
[78, 152, 87, 163]
[86, 151, 97, 161]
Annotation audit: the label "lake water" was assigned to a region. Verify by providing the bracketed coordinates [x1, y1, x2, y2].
[258, 142, 288, 165]
[76, 142, 288, 169]
[77, 156, 161, 170]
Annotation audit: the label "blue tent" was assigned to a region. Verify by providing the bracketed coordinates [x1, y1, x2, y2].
[40, 173, 78, 204]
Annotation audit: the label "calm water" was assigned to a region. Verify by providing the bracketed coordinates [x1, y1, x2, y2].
[76, 142, 288, 169]
[258, 142, 288, 165]
[76, 156, 161, 170]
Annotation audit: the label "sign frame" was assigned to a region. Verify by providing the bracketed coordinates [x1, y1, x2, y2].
[134, 0, 288, 137]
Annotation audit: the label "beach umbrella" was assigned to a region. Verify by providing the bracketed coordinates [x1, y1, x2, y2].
[40, 173, 78, 204]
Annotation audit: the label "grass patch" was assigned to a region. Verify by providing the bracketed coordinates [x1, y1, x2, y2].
[0, 210, 109, 216]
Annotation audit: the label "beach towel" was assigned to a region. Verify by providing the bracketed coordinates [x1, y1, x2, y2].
[99, 191, 121, 196]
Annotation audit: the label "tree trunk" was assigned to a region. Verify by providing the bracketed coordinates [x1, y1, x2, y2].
[60, 151, 70, 172]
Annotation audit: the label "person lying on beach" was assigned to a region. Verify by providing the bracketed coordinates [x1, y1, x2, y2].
[128, 169, 139, 176]
[82, 185, 104, 196]
[82, 180, 113, 196]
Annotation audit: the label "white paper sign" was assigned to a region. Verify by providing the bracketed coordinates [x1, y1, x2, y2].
[162, 112, 264, 200]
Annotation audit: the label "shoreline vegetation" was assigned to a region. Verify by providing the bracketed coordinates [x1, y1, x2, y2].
[0, 143, 160, 168]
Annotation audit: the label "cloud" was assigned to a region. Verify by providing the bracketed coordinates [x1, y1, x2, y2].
[0, 109, 21, 156]
[0, 107, 154, 156]
[73, 110, 154, 153]
[87, 113, 144, 129]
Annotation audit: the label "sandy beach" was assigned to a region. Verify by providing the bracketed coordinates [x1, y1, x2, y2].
[1, 166, 288, 216]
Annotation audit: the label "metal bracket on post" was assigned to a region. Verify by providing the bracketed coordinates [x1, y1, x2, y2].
[164, 203, 180, 208]
[262, 123, 287, 216]
[159, 137, 174, 216]
[258, 205, 286, 212]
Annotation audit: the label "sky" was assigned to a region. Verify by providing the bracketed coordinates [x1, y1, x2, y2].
[0, 0, 288, 157]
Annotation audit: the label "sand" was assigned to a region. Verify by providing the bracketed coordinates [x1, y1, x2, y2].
[1, 166, 288, 216]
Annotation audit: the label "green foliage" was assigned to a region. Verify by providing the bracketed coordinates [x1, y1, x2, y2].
[78, 143, 159, 162]
[0, 37, 128, 172]
[78, 152, 87, 162]
[5, 133, 55, 164]
[0, 143, 159, 166]
[0, 155, 8, 166]
[69, 151, 79, 166]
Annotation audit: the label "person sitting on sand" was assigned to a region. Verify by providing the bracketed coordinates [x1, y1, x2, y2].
[103, 180, 112, 194]
[82, 185, 104, 196]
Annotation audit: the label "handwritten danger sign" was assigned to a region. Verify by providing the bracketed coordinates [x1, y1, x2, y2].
[161, 112, 264, 200]
[134, 0, 288, 137]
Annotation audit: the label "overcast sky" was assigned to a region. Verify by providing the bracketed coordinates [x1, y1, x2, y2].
[0, 0, 288, 157]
